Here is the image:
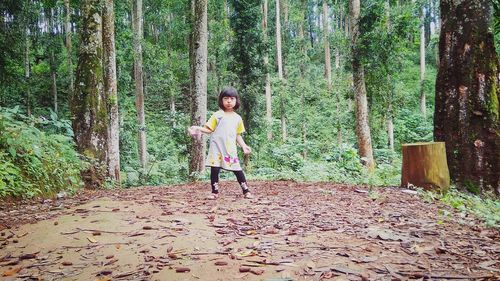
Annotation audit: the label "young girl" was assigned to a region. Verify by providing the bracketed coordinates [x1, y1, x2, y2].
[188, 87, 253, 199]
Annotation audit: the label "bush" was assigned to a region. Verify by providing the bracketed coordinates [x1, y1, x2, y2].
[0, 107, 84, 198]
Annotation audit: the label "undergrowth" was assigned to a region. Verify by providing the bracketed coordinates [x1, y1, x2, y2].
[421, 187, 500, 228]
[0, 107, 85, 198]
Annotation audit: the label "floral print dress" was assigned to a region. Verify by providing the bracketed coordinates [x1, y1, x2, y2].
[205, 110, 245, 171]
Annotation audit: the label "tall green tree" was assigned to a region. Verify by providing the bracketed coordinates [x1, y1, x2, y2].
[350, 0, 375, 171]
[71, 0, 109, 187]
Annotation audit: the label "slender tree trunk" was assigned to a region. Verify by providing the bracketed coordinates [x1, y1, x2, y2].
[49, 8, 58, 114]
[424, 1, 431, 45]
[299, 2, 308, 158]
[103, 0, 120, 183]
[434, 0, 499, 195]
[276, 0, 286, 141]
[189, 0, 208, 175]
[349, 0, 375, 171]
[387, 104, 394, 152]
[263, 0, 273, 141]
[71, 0, 109, 188]
[276, 0, 283, 80]
[64, 0, 74, 95]
[132, 0, 147, 168]
[420, 5, 426, 117]
[25, 28, 31, 117]
[323, 1, 332, 89]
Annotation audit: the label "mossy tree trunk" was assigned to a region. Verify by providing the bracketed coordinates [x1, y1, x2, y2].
[71, 0, 109, 188]
[434, 0, 499, 195]
[349, 0, 375, 171]
[103, 0, 120, 183]
[189, 0, 208, 176]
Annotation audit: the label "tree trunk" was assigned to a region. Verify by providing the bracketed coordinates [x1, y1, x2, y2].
[401, 142, 450, 191]
[434, 0, 499, 195]
[189, 0, 208, 175]
[276, 0, 283, 80]
[25, 28, 31, 117]
[132, 0, 147, 169]
[262, 0, 272, 141]
[420, 6, 426, 117]
[323, 1, 332, 90]
[299, 0, 307, 158]
[64, 0, 74, 96]
[276, 0, 286, 141]
[349, 0, 375, 171]
[71, 0, 109, 188]
[49, 8, 58, 114]
[103, 0, 121, 183]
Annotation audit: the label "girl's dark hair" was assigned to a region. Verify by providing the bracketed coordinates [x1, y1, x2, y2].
[218, 87, 241, 110]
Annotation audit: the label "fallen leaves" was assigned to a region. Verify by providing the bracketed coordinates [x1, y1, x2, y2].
[2, 266, 22, 276]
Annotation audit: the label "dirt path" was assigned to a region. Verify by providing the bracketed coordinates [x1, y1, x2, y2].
[0, 181, 498, 280]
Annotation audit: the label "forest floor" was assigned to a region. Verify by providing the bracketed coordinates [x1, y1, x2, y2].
[0, 181, 499, 281]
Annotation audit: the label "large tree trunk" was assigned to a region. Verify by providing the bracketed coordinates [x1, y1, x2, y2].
[71, 0, 109, 188]
[64, 0, 74, 96]
[103, 0, 120, 183]
[349, 0, 375, 171]
[420, 5, 426, 117]
[132, 0, 147, 169]
[434, 0, 499, 195]
[189, 0, 208, 175]
[262, 0, 272, 141]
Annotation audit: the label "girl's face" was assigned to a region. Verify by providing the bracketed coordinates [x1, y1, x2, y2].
[222, 96, 236, 111]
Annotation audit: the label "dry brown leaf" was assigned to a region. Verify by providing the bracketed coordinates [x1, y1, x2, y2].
[2, 266, 22, 277]
[87, 237, 97, 243]
[175, 267, 190, 273]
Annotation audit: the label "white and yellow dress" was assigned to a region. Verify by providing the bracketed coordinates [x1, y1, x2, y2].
[205, 110, 245, 171]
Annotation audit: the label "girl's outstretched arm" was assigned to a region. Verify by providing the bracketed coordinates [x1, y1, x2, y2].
[188, 125, 213, 136]
[236, 135, 251, 155]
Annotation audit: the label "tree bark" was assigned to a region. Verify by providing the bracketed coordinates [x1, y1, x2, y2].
[401, 142, 450, 191]
[434, 0, 499, 195]
[323, 1, 332, 90]
[103, 0, 120, 183]
[299, 0, 308, 158]
[420, 5, 426, 117]
[189, 0, 208, 175]
[64, 0, 74, 96]
[262, 0, 272, 141]
[349, 0, 375, 171]
[49, 8, 58, 114]
[276, 0, 283, 80]
[132, 0, 147, 169]
[25, 27, 31, 117]
[71, 0, 109, 188]
[276, 0, 286, 141]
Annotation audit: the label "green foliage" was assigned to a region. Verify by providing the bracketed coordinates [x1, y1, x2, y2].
[422, 187, 500, 228]
[0, 107, 84, 198]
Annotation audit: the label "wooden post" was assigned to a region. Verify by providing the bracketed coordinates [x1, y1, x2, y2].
[401, 142, 450, 191]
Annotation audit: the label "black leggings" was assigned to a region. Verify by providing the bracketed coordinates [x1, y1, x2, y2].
[210, 167, 249, 194]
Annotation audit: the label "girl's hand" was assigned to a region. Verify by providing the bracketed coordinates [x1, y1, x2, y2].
[242, 145, 251, 155]
[188, 126, 201, 138]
